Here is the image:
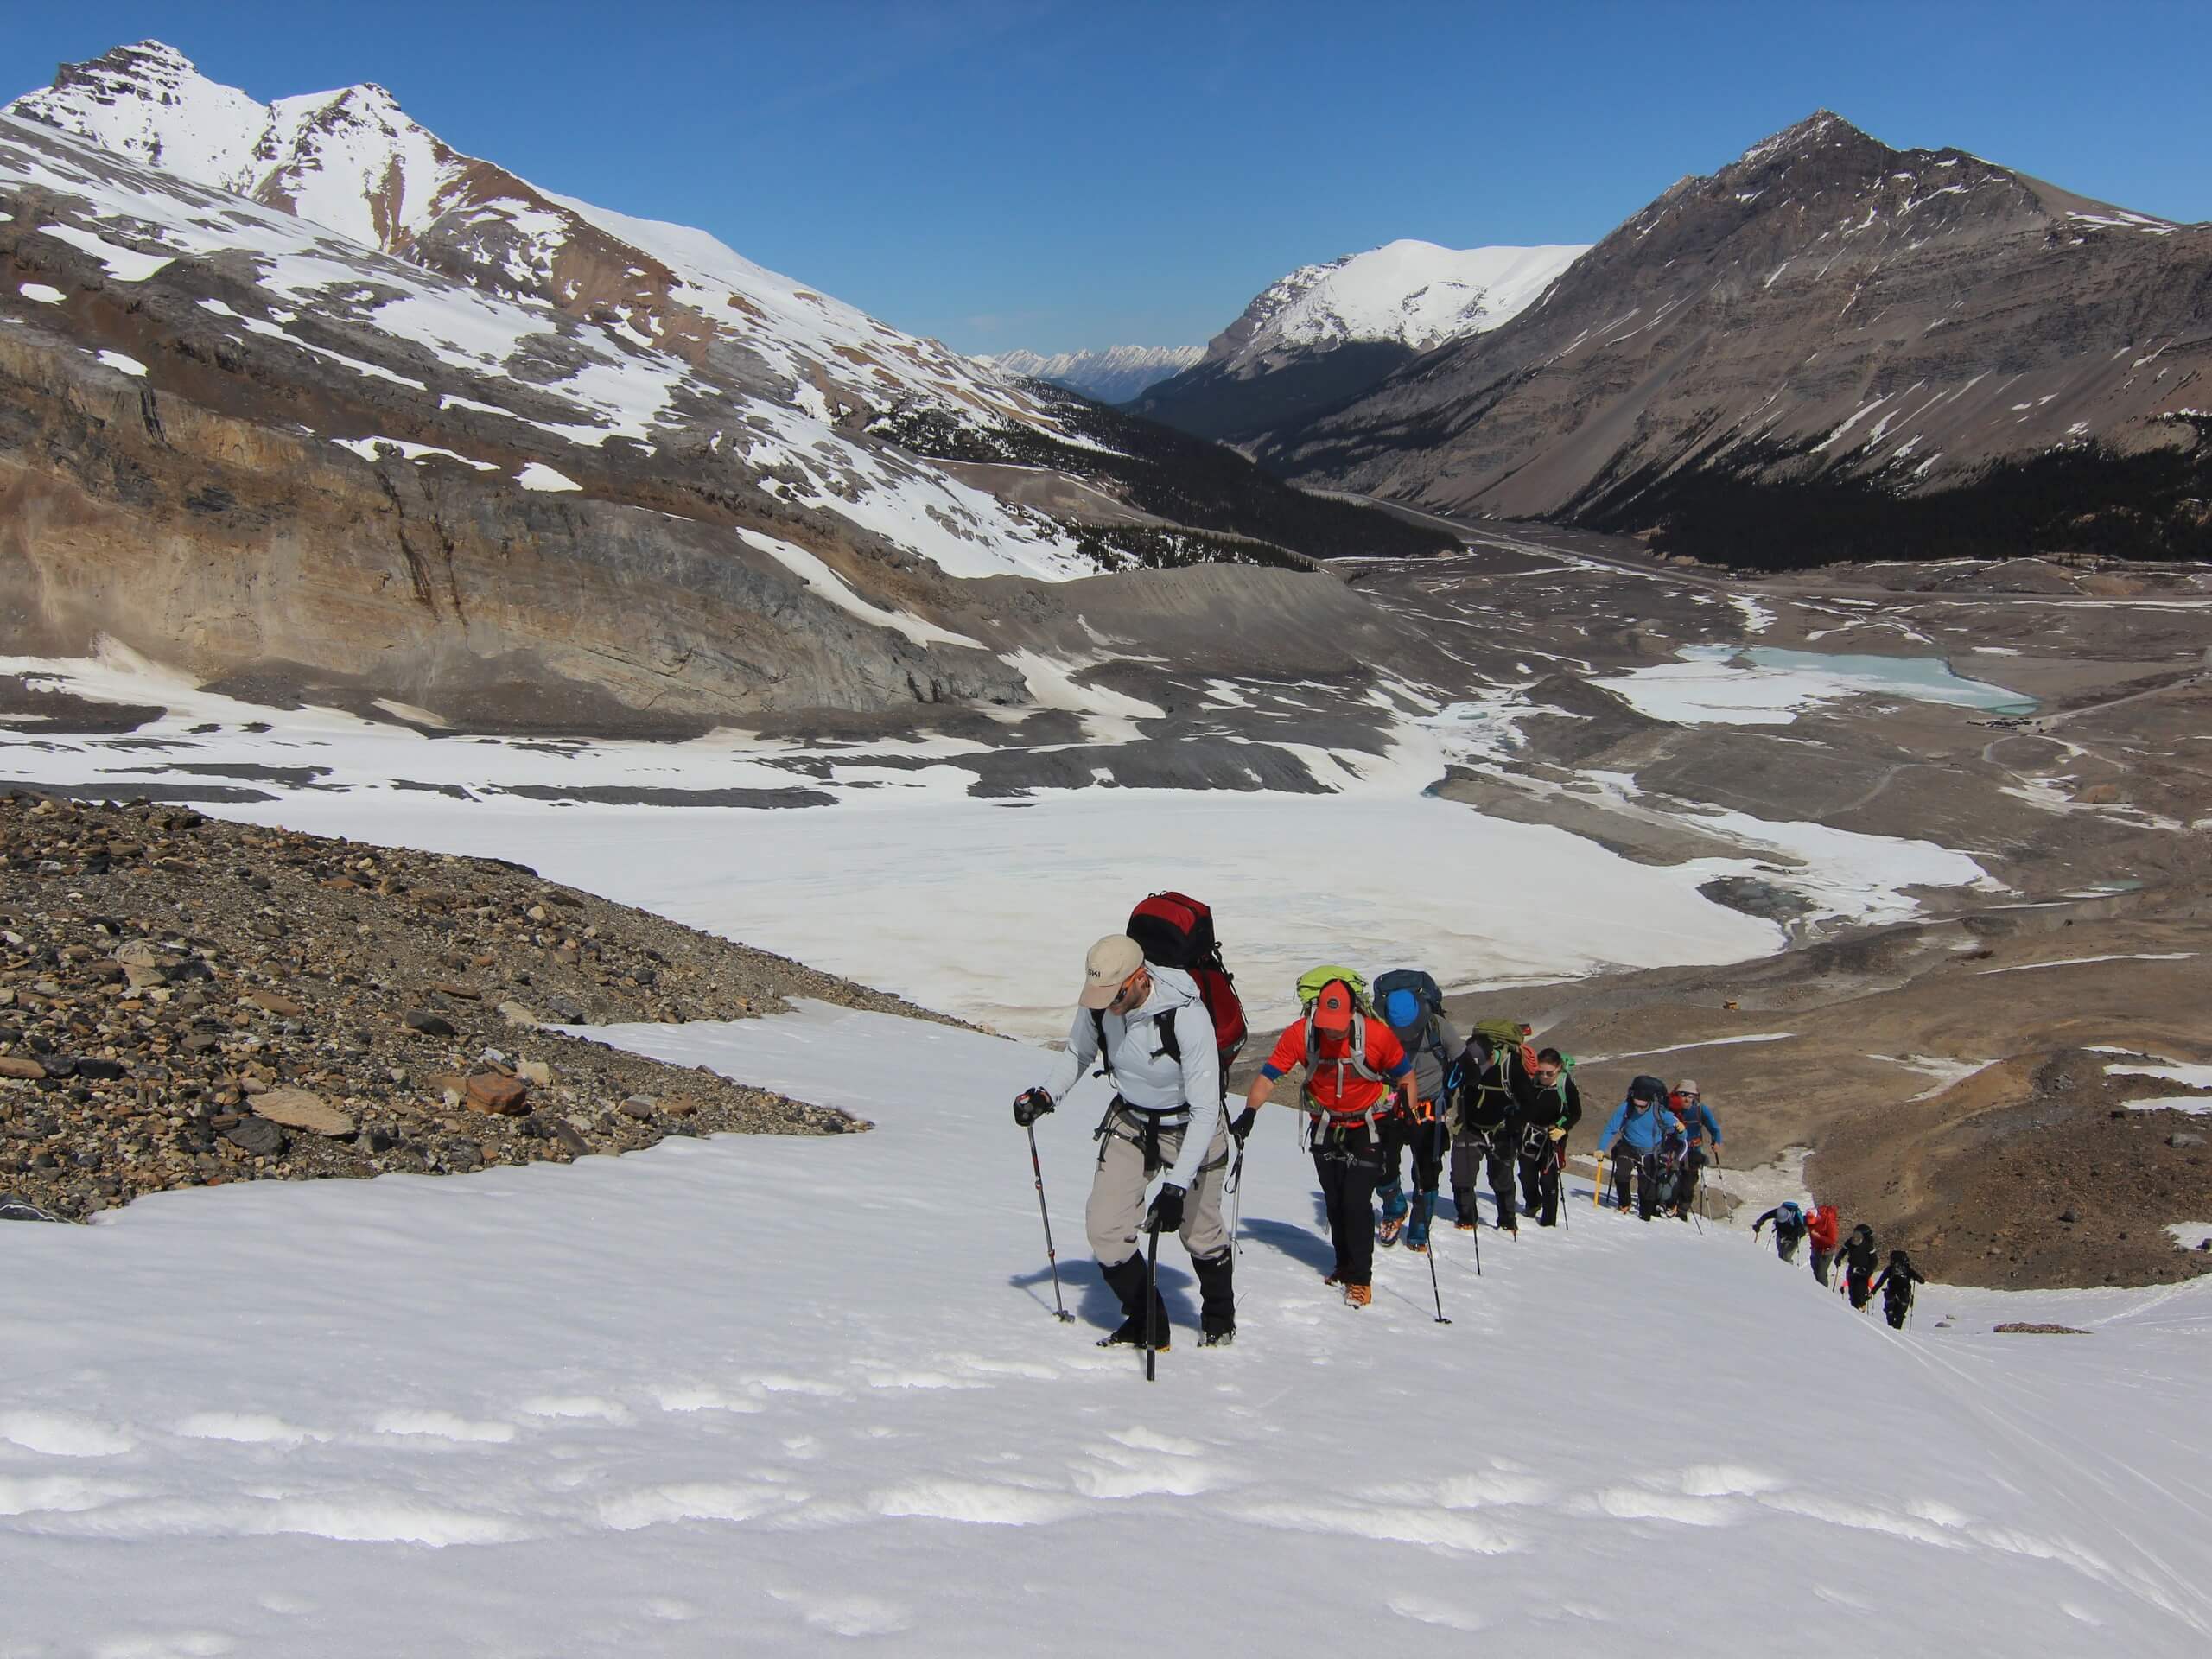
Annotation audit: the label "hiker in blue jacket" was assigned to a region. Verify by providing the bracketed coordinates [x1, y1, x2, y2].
[1668, 1079, 1723, 1219]
[1596, 1075, 1681, 1221]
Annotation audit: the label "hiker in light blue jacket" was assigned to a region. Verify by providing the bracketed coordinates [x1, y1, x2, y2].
[1596, 1074, 1681, 1220]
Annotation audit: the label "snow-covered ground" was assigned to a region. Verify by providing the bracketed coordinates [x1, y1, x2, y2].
[1, 651, 2003, 1039]
[3, 1002, 2206, 1656]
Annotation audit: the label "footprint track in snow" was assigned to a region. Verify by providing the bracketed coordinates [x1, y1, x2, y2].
[0, 1409, 136, 1457]
[170, 1413, 328, 1446]
[369, 1409, 517, 1444]
[868, 1478, 1084, 1527]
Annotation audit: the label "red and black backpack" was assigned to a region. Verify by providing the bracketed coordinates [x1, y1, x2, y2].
[1117, 891, 1248, 1088]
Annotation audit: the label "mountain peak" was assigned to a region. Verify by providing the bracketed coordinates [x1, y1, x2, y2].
[43, 39, 204, 94]
[1732, 109, 1881, 171]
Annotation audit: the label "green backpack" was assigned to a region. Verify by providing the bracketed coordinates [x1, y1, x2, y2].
[1294, 966, 1388, 1119]
[1296, 964, 1371, 1013]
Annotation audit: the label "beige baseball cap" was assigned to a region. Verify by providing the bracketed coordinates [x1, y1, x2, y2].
[1079, 934, 1146, 1009]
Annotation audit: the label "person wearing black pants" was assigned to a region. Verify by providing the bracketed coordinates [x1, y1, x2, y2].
[1872, 1249, 1924, 1329]
[1837, 1223, 1879, 1310]
[1520, 1047, 1582, 1226]
[1450, 1027, 1542, 1233]
[1233, 976, 1418, 1309]
[1452, 1122, 1522, 1232]
[1312, 1123, 1388, 1293]
[1594, 1077, 1681, 1223]
[1609, 1148, 1663, 1219]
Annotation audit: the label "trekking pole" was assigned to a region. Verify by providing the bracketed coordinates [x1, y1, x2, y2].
[1421, 1193, 1452, 1323]
[1025, 1123, 1075, 1323]
[1142, 1220, 1162, 1382]
[1471, 1210, 1483, 1277]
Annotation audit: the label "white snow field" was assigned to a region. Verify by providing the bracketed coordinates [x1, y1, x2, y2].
[0, 651, 1996, 1040]
[3, 1002, 2207, 1656]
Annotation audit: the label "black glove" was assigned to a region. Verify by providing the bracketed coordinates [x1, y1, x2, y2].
[1012, 1088, 1054, 1127]
[1229, 1107, 1258, 1145]
[1146, 1183, 1185, 1234]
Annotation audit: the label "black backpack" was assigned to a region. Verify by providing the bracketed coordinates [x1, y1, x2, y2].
[1372, 968, 1444, 1021]
[1374, 968, 1457, 1090]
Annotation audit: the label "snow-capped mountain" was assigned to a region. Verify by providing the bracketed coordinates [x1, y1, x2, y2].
[0, 43, 1433, 734]
[9, 41, 1045, 435]
[1212, 239, 1589, 369]
[1259, 112, 2212, 565]
[1129, 238, 1586, 442]
[980, 343, 1203, 403]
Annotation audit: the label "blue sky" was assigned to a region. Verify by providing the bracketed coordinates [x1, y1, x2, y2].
[9, 2, 2209, 355]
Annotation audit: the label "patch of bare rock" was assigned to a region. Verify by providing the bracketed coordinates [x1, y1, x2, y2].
[0, 792, 950, 1221]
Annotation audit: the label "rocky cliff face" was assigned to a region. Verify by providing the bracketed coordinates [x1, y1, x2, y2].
[1129, 239, 1586, 442]
[1256, 114, 2212, 565]
[0, 45, 1427, 732]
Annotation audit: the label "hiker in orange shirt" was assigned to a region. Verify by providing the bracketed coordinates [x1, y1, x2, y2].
[1230, 976, 1418, 1308]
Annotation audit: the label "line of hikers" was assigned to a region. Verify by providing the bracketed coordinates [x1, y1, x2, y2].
[1009, 893, 1904, 1351]
[1752, 1200, 1925, 1328]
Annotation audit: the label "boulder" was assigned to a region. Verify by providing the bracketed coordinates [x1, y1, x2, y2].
[224, 1116, 288, 1156]
[465, 1072, 531, 1116]
[251, 1087, 356, 1138]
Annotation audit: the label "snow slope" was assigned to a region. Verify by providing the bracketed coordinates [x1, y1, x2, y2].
[3, 1001, 2205, 1656]
[1217, 238, 1590, 371]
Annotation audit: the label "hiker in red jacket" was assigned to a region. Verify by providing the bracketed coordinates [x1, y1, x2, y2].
[1806, 1202, 1841, 1287]
[1232, 978, 1417, 1309]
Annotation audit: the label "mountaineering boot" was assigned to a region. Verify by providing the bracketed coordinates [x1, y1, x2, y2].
[1407, 1194, 1442, 1256]
[1095, 1252, 1167, 1350]
[1192, 1248, 1236, 1345]
[1376, 1180, 1409, 1247]
[1452, 1186, 1478, 1231]
[1344, 1282, 1372, 1308]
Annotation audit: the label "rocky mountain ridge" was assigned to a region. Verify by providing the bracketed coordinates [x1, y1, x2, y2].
[979, 344, 1202, 403]
[0, 43, 1435, 734]
[1129, 238, 1586, 442]
[1254, 113, 2212, 565]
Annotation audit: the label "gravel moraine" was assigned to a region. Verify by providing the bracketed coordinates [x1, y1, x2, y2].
[0, 792, 957, 1222]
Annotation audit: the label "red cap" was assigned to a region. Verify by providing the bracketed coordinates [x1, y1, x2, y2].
[1313, 982, 1355, 1033]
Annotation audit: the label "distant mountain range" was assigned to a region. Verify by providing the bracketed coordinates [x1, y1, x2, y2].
[1240, 114, 2212, 566]
[1129, 239, 1588, 442]
[979, 344, 1201, 403]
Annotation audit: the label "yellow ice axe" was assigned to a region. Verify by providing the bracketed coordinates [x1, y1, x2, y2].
[1592, 1152, 1607, 1209]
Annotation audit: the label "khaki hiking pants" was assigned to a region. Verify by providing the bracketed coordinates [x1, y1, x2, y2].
[1085, 1104, 1232, 1268]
